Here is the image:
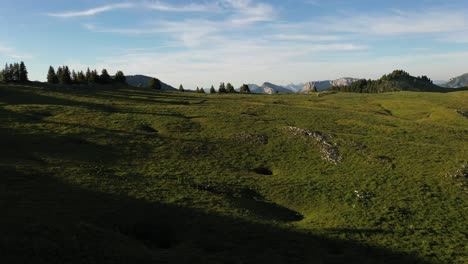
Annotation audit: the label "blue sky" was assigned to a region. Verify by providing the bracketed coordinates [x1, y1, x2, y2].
[1, 0, 468, 88]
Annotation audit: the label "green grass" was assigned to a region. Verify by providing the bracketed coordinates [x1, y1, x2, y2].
[1, 83, 467, 263]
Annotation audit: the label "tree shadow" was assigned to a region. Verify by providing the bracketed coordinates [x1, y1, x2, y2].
[0, 165, 432, 264]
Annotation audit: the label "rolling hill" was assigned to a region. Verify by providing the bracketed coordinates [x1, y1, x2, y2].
[0, 82, 467, 263]
[125, 74, 177, 91]
[443, 73, 468, 88]
[331, 70, 452, 93]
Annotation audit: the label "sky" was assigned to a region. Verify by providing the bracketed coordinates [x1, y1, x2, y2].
[1, 0, 468, 88]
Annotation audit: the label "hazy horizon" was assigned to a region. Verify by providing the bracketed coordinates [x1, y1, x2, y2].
[2, 0, 468, 88]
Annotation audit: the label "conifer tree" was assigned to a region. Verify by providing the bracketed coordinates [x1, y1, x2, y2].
[71, 70, 78, 84]
[47, 66, 58, 84]
[77, 71, 86, 83]
[196, 86, 200, 93]
[11, 63, 19, 81]
[85, 68, 91, 82]
[200, 88, 205, 94]
[88, 69, 99, 83]
[19, 61, 28, 82]
[210, 85, 216, 94]
[60, 66, 72, 85]
[56, 66, 64, 84]
[178, 84, 184, 92]
[218, 82, 226, 93]
[3, 63, 11, 82]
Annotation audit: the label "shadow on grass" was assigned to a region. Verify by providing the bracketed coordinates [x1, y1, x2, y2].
[0, 117, 432, 264]
[0, 165, 432, 264]
[0, 84, 432, 263]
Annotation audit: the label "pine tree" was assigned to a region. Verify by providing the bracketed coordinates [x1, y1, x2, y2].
[196, 86, 200, 93]
[77, 71, 86, 83]
[19, 61, 28, 82]
[85, 68, 91, 82]
[178, 84, 184, 92]
[114, 71, 126, 84]
[3, 63, 11, 82]
[11, 63, 19, 81]
[88, 69, 99, 83]
[226, 83, 235, 93]
[60, 66, 72, 85]
[56, 66, 64, 84]
[240, 84, 250, 93]
[71, 70, 78, 84]
[200, 88, 205, 94]
[148, 78, 161, 90]
[210, 85, 216, 94]
[218, 82, 226, 93]
[100, 69, 111, 84]
[47, 66, 58, 84]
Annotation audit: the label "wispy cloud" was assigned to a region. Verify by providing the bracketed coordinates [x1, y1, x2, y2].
[0, 44, 32, 59]
[269, 34, 346, 41]
[47, 3, 135, 17]
[144, 1, 219, 12]
[318, 9, 468, 35]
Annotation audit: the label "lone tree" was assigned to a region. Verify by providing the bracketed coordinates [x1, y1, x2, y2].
[47, 66, 58, 84]
[239, 84, 250, 93]
[115, 71, 126, 84]
[100, 69, 111, 84]
[218, 82, 226, 93]
[179, 84, 184, 92]
[19, 61, 28, 82]
[226, 83, 235, 93]
[148, 78, 162, 90]
[210, 85, 216, 94]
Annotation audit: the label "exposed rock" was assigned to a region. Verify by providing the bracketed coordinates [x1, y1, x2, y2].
[456, 110, 468, 118]
[247, 83, 293, 94]
[284, 126, 342, 164]
[234, 133, 268, 145]
[330, 77, 360, 87]
[298, 82, 317, 94]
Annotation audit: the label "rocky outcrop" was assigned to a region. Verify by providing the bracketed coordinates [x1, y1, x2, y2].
[284, 126, 342, 164]
[298, 82, 317, 94]
[247, 83, 292, 94]
[331, 77, 360, 87]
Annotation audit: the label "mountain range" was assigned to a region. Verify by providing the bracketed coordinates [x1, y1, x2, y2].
[248, 78, 360, 94]
[441, 73, 468, 88]
[126, 72, 468, 94]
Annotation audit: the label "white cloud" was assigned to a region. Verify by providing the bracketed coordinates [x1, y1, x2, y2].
[318, 9, 468, 35]
[269, 34, 346, 41]
[144, 1, 219, 12]
[47, 3, 135, 17]
[0, 44, 32, 59]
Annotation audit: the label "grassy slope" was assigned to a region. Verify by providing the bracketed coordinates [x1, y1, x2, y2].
[1, 83, 467, 263]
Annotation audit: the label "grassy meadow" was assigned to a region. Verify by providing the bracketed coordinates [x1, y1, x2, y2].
[0, 83, 467, 263]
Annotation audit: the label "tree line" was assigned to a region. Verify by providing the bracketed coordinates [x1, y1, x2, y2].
[47, 66, 126, 85]
[0, 62, 29, 82]
[178, 82, 251, 94]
